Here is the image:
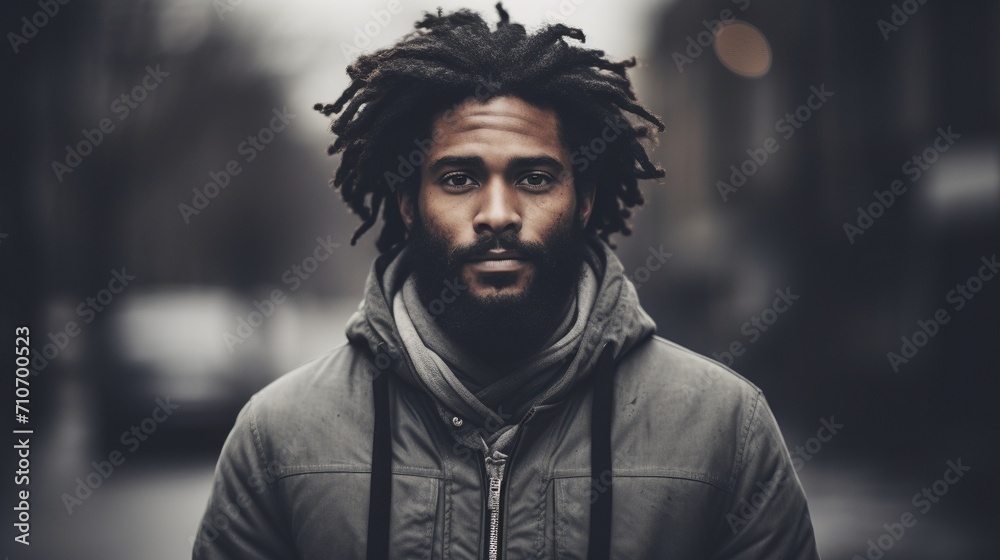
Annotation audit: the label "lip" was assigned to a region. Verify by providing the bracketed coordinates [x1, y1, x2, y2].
[465, 249, 526, 262]
[465, 250, 529, 272]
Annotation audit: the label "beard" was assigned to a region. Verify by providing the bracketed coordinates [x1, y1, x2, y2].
[404, 209, 587, 365]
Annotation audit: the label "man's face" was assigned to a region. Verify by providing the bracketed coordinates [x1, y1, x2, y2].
[398, 95, 596, 360]
[400, 95, 594, 302]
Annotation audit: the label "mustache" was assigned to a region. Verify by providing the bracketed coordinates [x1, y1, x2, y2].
[448, 230, 546, 263]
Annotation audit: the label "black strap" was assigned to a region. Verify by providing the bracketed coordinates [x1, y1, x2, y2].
[366, 369, 392, 560]
[587, 343, 616, 560]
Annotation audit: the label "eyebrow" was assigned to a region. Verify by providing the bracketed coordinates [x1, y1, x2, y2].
[509, 156, 564, 174]
[427, 155, 565, 175]
[428, 155, 483, 174]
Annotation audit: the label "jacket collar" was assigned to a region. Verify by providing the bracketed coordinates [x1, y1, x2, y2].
[345, 235, 657, 419]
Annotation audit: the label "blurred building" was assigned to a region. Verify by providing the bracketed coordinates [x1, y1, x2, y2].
[626, 0, 998, 523]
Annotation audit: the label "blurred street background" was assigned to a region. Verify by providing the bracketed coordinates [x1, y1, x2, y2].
[1, 0, 998, 558]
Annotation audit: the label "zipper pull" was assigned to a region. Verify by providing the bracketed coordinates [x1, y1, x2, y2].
[485, 452, 507, 510]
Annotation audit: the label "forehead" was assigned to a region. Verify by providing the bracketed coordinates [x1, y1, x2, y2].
[429, 96, 565, 158]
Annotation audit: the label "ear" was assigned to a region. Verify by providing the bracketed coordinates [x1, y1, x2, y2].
[397, 187, 415, 230]
[578, 181, 596, 228]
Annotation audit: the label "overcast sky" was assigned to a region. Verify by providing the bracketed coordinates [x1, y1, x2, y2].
[156, 0, 670, 145]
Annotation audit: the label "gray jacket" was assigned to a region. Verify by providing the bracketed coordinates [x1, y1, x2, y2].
[193, 240, 820, 559]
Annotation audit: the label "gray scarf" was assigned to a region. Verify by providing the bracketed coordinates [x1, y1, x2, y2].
[345, 235, 657, 455]
[391, 248, 599, 448]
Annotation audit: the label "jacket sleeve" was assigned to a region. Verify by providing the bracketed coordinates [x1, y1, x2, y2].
[710, 391, 821, 560]
[192, 395, 297, 559]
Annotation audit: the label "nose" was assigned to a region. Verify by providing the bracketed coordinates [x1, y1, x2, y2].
[472, 179, 521, 236]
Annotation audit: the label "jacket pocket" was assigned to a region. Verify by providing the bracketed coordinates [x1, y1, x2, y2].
[551, 474, 726, 560]
[281, 470, 441, 559]
[552, 476, 592, 560]
[391, 473, 441, 560]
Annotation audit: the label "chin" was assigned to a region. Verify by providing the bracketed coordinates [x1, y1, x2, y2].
[468, 284, 527, 302]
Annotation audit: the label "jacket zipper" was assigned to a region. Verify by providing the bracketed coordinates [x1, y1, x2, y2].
[480, 411, 532, 560]
[484, 452, 506, 560]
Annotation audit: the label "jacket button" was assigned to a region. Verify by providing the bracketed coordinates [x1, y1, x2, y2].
[451, 416, 463, 428]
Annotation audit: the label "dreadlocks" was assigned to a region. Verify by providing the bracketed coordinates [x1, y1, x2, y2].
[314, 2, 665, 254]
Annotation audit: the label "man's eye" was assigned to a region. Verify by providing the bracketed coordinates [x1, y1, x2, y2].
[441, 173, 477, 188]
[518, 173, 553, 188]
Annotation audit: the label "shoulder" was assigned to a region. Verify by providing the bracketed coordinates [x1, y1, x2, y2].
[617, 334, 763, 408]
[230, 343, 378, 475]
[612, 335, 767, 492]
[251, 342, 375, 419]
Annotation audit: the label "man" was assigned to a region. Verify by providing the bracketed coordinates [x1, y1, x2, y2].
[194, 5, 820, 559]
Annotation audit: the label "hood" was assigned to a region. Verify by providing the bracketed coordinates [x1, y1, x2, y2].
[345, 235, 656, 429]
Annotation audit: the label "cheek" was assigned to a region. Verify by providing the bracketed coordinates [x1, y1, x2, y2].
[418, 189, 469, 240]
[416, 186, 445, 227]
[528, 190, 578, 236]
